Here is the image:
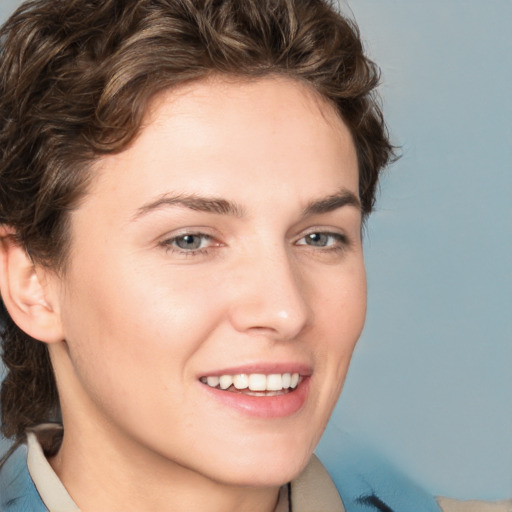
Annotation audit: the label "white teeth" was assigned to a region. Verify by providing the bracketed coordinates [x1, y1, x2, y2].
[248, 374, 267, 391]
[219, 375, 233, 390]
[233, 374, 249, 390]
[202, 372, 302, 392]
[266, 374, 283, 391]
[206, 376, 220, 387]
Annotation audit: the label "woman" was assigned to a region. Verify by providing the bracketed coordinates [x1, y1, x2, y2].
[0, 1, 502, 511]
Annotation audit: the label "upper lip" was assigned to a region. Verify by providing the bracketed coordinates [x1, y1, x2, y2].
[199, 362, 312, 378]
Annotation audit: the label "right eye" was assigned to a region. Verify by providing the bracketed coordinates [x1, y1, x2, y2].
[295, 231, 348, 250]
[170, 234, 212, 251]
[158, 231, 223, 258]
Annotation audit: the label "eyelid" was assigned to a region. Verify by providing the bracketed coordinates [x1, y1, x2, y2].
[157, 226, 218, 243]
[295, 227, 348, 241]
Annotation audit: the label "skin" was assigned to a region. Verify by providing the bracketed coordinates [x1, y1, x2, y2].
[11, 76, 366, 511]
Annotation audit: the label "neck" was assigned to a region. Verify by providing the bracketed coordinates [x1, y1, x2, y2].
[49, 423, 281, 512]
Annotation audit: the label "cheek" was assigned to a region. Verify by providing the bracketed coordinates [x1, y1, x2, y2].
[317, 257, 367, 338]
[58, 257, 225, 407]
[313, 260, 366, 397]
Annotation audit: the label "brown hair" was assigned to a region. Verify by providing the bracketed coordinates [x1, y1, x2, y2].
[0, 0, 395, 441]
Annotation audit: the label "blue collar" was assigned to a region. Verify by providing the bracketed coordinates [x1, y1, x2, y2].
[0, 443, 48, 512]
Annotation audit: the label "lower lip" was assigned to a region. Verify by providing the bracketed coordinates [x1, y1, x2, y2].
[200, 377, 311, 418]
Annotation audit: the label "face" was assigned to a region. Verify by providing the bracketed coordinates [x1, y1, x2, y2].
[49, 76, 366, 487]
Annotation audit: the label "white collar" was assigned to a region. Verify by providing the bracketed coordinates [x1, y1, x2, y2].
[27, 425, 80, 512]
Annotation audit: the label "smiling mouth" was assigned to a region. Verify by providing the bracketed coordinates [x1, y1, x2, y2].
[200, 373, 302, 396]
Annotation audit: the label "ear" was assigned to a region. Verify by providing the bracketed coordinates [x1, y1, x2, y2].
[0, 226, 64, 344]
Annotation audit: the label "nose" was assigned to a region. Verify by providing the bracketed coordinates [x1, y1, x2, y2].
[227, 248, 312, 341]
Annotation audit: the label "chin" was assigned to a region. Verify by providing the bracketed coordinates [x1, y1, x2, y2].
[201, 435, 317, 488]
[211, 460, 309, 489]
[247, 459, 311, 488]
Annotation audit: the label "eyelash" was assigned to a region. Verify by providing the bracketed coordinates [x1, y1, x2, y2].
[159, 230, 350, 257]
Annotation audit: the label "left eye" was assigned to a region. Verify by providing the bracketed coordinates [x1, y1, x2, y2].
[169, 234, 212, 251]
[296, 232, 344, 248]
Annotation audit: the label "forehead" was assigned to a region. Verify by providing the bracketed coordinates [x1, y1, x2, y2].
[145, 75, 345, 134]
[83, 75, 358, 217]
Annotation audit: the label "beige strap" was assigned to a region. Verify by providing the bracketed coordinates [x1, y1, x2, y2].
[291, 454, 345, 512]
[437, 497, 512, 512]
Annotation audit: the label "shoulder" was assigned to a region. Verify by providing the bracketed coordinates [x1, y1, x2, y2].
[313, 450, 511, 512]
[292, 454, 442, 512]
[0, 441, 48, 512]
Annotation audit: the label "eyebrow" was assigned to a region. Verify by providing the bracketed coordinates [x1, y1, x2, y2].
[302, 189, 361, 216]
[133, 193, 246, 220]
[132, 188, 360, 222]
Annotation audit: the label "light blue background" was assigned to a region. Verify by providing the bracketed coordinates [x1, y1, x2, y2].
[317, 0, 512, 501]
[1, 0, 511, 501]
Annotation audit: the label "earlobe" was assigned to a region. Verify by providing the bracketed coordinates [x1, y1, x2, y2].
[0, 226, 64, 344]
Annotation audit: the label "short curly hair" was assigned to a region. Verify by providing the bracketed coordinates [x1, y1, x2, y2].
[0, 0, 394, 441]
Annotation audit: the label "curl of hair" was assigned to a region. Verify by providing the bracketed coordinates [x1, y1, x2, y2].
[0, 0, 395, 441]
